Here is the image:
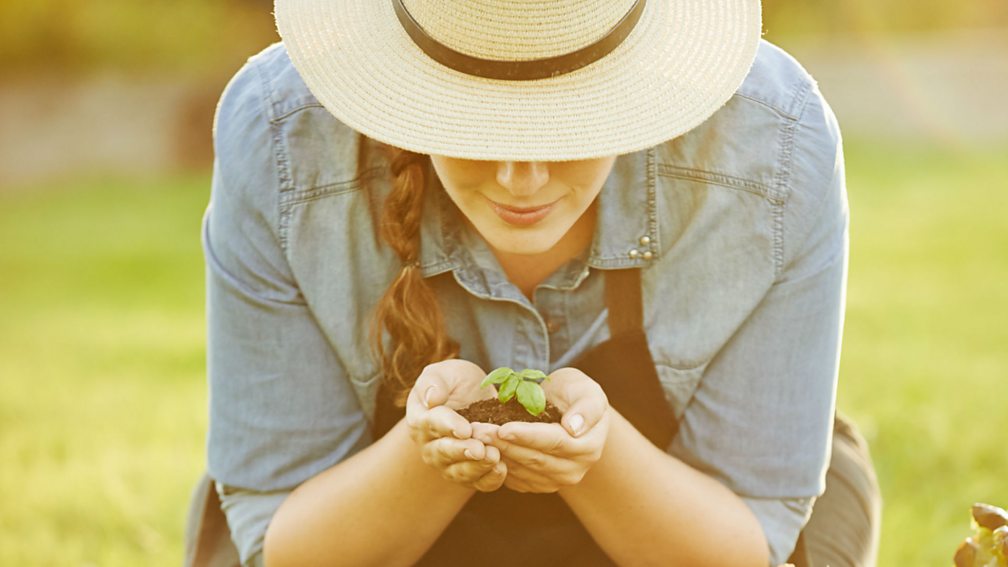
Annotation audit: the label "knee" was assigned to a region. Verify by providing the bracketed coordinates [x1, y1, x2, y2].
[802, 415, 882, 567]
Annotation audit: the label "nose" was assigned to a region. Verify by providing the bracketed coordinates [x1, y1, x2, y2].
[496, 161, 550, 197]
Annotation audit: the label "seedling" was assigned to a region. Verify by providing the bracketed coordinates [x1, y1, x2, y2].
[480, 367, 550, 417]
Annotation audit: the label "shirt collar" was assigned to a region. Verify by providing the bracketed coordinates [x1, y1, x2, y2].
[587, 146, 660, 268]
[417, 146, 660, 279]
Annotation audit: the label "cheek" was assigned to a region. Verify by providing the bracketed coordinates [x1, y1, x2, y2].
[572, 183, 604, 212]
[558, 159, 614, 184]
[444, 190, 494, 232]
[453, 190, 489, 216]
[432, 158, 494, 189]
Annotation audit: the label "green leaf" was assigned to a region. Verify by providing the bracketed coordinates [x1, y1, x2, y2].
[516, 380, 546, 416]
[497, 375, 520, 403]
[480, 366, 514, 388]
[518, 368, 548, 384]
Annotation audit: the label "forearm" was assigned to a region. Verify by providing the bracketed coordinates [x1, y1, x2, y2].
[263, 417, 474, 567]
[558, 410, 769, 566]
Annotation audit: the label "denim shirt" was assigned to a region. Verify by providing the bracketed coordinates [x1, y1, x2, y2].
[203, 39, 848, 566]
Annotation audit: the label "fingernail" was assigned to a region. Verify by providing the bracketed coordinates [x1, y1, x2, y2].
[423, 386, 435, 408]
[499, 430, 514, 441]
[568, 414, 585, 436]
[464, 449, 475, 460]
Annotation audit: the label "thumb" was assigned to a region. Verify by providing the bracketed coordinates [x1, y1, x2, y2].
[549, 368, 608, 437]
[409, 365, 448, 414]
[423, 384, 448, 409]
[414, 360, 459, 410]
[563, 412, 587, 437]
[419, 377, 451, 407]
[561, 392, 608, 437]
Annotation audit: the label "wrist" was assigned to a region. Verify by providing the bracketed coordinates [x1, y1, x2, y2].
[557, 408, 628, 498]
[390, 417, 479, 499]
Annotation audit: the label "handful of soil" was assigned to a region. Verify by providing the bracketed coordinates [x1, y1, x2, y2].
[457, 397, 562, 425]
[458, 367, 562, 425]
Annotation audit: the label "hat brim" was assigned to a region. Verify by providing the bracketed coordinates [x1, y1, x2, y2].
[275, 0, 762, 161]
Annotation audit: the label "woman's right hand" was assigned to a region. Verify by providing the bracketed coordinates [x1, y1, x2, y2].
[405, 359, 507, 492]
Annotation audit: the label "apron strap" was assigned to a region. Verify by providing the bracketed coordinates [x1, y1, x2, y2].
[602, 267, 813, 567]
[603, 268, 643, 336]
[591, 268, 678, 448]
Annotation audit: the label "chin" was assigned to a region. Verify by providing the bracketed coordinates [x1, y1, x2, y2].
[511, 246, 555, 256]
[492, 236, 559, 256]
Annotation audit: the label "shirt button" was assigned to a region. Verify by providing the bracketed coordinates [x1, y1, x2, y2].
[639, 235, 651, 246]
[628, 249, 640, 259]
[642, 250, 654, 261]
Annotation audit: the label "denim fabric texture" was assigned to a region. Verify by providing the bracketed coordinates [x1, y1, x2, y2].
[203, 39, 849, 566]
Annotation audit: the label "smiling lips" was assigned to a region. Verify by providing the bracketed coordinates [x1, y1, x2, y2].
[487, 198, 557, 226]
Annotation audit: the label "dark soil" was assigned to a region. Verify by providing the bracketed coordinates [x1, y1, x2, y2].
[457, 398, 562, 425]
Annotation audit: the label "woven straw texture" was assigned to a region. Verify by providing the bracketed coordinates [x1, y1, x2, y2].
[403, 0, 635, 60]
[275, 0, 762, 161]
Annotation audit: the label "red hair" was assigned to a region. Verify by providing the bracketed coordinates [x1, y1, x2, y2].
[370, 145, 459, 406]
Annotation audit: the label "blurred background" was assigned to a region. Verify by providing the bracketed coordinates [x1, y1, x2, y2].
[0, 1, 1005, 565]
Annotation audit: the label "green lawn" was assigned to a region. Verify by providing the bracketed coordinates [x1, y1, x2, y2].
[0, 176, 208, 566]
[1, 140, 1005, 565]
[839, 140, 1008, 564]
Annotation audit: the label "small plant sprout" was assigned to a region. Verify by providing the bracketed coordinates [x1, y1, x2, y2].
[480, 367, 550, 416]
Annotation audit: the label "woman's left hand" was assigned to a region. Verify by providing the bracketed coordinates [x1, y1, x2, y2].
[477, 368, 611, 493]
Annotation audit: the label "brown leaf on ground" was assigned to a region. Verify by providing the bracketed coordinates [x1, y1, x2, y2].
[972, 503, 1008, 531]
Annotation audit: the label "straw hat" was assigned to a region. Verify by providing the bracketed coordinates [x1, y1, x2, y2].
[274, 0, 762, 162]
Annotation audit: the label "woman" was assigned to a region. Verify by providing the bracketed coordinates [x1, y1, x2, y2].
[195, 1, 881, 565]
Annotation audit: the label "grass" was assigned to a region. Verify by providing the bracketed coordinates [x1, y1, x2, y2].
[839, 139, 1008, 564]
[0, 140, 1006, 565]
[0, 175, 209, 566]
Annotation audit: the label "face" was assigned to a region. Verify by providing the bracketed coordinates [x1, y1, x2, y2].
[429, 155, 617, 256]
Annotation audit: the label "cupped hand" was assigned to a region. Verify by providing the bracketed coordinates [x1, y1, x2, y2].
[483, 367, 611, 493]
[405, 359, 506, 492]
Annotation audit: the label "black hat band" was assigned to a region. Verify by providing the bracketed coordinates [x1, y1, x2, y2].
[392, 0, 647, 81]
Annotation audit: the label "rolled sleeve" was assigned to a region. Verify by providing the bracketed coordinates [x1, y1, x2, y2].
[203, 56, 372, 564]
[742, 496, 816, 565]
[669, 86, 849, 565]
[215, 482, 287, 567]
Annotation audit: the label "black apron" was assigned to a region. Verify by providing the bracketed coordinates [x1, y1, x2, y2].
[372, 269, 811, 567]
